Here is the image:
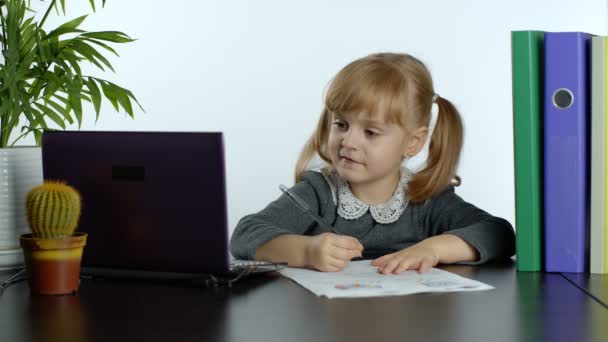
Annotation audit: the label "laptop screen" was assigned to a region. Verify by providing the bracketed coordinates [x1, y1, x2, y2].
[41, 131, 231, 275]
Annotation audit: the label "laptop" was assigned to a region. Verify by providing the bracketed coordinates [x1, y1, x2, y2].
[41, 130, 284, 284]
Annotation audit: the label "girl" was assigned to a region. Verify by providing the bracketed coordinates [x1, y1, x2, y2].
[230, 53, 515, 274]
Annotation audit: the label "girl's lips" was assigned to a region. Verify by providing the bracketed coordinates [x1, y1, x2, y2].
[340, 156, 361, 165]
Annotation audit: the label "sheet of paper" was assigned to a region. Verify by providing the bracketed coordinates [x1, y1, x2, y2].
[279, 260, 494, 298]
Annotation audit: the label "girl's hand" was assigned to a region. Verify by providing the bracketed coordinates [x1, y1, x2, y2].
[371, 241, 440, 275]
[306, 233, 363, 272]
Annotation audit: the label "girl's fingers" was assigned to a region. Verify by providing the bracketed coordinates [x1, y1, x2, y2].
[316, 255, 342, 272]
[380, 258, 402, 275]
[418, 258, 434, 273]
[394, 259, 419, 274]
[324, 265, 341, 272]
[331, 247, 361, 261]
[371, 254, 393, 267]
[331, 236, 364, 252]
[328, 256, 349, 271]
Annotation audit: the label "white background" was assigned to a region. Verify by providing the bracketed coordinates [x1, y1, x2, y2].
[24, 0, 608, 235]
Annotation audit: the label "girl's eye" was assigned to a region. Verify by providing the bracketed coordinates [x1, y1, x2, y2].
[365, 129, 378, 137]
[332, 121, 347, 129]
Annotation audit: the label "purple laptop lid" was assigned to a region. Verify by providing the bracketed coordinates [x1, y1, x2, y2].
[41, 131, 231, 275]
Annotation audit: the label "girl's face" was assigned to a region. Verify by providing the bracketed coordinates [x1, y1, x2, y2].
[327, 111, 410, 189]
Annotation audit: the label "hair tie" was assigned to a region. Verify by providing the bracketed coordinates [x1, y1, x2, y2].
[432, 93, 440, 103]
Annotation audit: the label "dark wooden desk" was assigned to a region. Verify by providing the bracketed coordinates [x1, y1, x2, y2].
[562, 272, 608, 308]
[1, 261, 608, 342]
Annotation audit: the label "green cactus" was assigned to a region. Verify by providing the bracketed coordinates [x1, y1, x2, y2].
[26, 181, 82, 239]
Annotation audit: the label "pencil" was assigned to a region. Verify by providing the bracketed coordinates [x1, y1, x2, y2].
[279, 184, 339, 235]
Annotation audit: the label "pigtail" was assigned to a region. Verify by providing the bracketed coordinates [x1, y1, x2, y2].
[294, 137, 318, 183]
[407, 96, 463, 202]
[294, 108, 332, 183]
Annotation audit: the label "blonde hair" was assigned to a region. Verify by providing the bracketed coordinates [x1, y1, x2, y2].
[295, 53, 463, 203]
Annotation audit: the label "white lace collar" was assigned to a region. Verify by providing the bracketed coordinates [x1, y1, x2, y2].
[316, 167, 410, 224]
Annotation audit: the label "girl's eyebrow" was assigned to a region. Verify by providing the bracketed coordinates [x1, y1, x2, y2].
[360, 118, 388, 126]
[331, 113, 387, 126]
[330, 111, 345, 120]
[356, 117, 391, 129]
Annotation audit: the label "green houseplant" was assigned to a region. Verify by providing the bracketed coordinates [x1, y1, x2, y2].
[0, 0, 141, 270]
[20, 180, 86, 295]
[1, 0, 141, 145]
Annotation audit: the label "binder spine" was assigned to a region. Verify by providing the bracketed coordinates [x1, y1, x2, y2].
[511, 31, 544, 271]
[544, 32, 591, 273]
[591, 36, 607, 274]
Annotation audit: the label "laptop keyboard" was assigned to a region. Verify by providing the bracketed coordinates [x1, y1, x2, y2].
[230, 260, 275, 268]
[228, 260, 288, 275]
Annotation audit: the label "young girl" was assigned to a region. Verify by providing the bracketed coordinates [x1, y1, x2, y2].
[230, 53, 515, 274]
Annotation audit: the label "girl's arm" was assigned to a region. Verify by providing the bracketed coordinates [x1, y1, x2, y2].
[255, 233, 363, 271]
[372, 233, 480, 274]
[255, 234, 311, 267]
[424, 186, 515, 264]
[229, 178, 319, 261]
[423, 233, 479, 264]
[230, 172, 349, 264]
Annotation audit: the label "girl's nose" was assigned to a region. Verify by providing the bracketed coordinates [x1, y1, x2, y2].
[341, 129, 360, 149]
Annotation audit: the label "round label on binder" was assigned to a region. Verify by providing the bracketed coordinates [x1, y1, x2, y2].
[552, 88, 574, 109]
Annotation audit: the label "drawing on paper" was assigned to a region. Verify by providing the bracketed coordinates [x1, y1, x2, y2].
[334, 283, 383, 290]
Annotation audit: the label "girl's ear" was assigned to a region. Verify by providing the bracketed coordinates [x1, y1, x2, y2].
[404, 126, 428, 157]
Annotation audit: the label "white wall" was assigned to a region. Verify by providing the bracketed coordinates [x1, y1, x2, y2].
[30, 0, 607, 235]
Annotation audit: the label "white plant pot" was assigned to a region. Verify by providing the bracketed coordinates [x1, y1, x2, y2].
[0, 147, 42, 270]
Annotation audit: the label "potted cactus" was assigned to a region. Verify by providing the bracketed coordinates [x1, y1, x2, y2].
[19, 181, 86, 295]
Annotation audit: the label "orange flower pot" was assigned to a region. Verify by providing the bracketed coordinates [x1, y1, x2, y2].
[19, 232, 87, 295]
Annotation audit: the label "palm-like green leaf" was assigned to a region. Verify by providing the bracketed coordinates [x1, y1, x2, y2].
[69, 39, 113, 71]
[67, 76, 83, 126]
[82, 37, 118, 56]
[85, 76, 101, 117]
[99, 80, 119, 111]
[80, 31, 134, 43]
[44, 96, 73, 124]
[0, 0, 142, 147]
[46, 14, 86, 39]
[60, 48, 83, 76]
[34, 101, 65, 129]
